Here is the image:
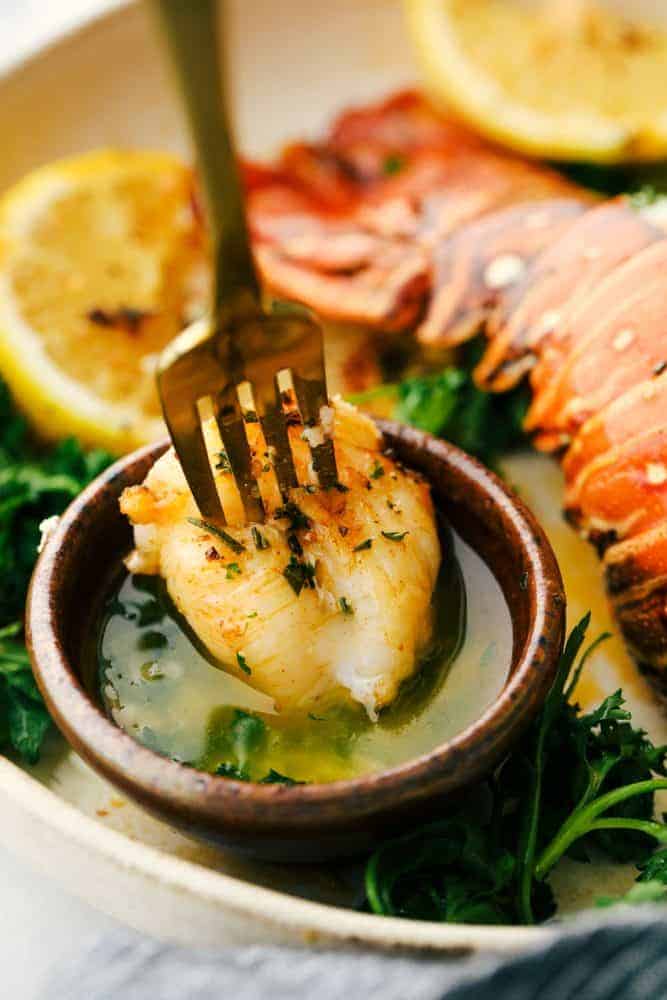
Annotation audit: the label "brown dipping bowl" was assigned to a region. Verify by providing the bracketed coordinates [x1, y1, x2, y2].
[27, 421, 565, 863]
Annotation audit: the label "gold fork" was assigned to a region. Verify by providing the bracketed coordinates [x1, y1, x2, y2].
[152, 0, 337, 525]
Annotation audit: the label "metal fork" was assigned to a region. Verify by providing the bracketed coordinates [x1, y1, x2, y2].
[152, 0, 337, 525]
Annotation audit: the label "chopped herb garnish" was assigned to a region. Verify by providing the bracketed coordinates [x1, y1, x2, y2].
[251, 526, 270, 551]
[187, 517, 245, 554]
[354, 538, 373, 552]
[382, 153, 405, 176]
[226, 562, 242, 580]
[236, 652, 251, 675]
[339, 597, 354, 616]
[215, 762, 249, 780]
[283, 555, 316, 595]
[381, 530, 409, 542]
[370, 459, 385, 480]
[247, 611, 258, 619]
[215, 450, 231, 472]
[260, 769, 304, 786]
[287, 532, 303, 556]
[274, 501, 311, 531]
[308, 713, 327, 722]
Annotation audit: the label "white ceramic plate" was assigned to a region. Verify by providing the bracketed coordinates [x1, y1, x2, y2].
[2, 0, 666, 954]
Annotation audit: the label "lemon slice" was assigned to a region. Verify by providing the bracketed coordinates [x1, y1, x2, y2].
[0, 150, 209, 453]
[405, 0, 667, 162]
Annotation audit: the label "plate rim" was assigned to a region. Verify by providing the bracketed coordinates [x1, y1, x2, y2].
[1, 755, 551, 953]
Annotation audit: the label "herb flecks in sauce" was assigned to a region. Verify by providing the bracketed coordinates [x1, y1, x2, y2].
[236, 652, 251, 675]
[96, 533, 511, 784]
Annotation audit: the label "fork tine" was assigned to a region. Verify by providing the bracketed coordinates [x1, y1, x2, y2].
[215, 382, 265, 523]
[292, 373, 339, 489]
[262, 387, 299, 497]
[157, 367, 226, 523]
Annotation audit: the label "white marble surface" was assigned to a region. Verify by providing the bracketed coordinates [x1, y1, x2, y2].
[0, 10, 123, 1000]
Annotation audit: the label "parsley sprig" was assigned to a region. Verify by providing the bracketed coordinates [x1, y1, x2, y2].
[349, 339, 529, 471]
[366, 615, 667, 925]
[0, 380, 112, 763]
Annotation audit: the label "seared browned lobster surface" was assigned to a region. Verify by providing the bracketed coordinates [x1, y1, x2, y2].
[241, 90, 667, 685]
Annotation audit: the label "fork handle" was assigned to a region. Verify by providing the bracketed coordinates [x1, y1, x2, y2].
[152, 0, 260, 311]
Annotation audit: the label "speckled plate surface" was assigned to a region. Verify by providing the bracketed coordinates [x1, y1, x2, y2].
[2, 0, 666, 954]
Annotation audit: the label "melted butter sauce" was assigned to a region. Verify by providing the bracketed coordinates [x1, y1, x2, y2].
[95, 528, 512, 783]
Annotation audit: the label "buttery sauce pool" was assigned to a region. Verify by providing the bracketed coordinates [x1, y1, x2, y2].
[94, 530, 512, 783]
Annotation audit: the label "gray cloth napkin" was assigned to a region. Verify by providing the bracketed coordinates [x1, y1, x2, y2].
[46, 908, 667, 1000]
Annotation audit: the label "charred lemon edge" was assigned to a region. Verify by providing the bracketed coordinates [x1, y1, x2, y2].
[0, 149, 194, 454]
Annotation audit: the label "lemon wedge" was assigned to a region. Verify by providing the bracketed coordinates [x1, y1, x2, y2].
[405, 0, 667, 162]
[0, 150, 208, 453]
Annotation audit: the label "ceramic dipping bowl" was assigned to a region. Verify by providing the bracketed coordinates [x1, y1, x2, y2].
[27, 421, 565, 862]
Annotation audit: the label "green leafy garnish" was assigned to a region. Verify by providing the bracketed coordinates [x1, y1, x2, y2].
[0, 381, 112, 762]
[339, 597, 354, 616]
[187, 517, 245, 554]
[365, 616, 667, 925]
[381, 531, 408, 542]
[0, 622, 52, 765]
[226, 562, 242, 580]
[395, 347, 529, 469]
[351, 339, 529, 471]
[370, 459, 385, 480]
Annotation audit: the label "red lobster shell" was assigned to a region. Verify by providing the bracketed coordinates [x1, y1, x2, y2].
[244, 90, 667, 682]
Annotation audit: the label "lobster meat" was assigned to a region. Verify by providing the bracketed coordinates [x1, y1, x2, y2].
[244, 90, 667, 684]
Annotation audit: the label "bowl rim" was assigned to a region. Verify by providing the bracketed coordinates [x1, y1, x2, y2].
[27, 421, 565, 831]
